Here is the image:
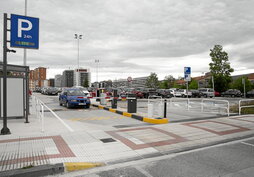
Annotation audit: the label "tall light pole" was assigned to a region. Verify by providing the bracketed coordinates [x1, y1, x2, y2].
[74, 34, 82, 86]
[95, 59, 99, 86]
[24, 0, 27, 66]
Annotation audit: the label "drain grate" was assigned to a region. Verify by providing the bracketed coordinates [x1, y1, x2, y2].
[100, 138, 116, 143]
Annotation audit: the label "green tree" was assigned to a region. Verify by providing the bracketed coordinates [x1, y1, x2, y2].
[159, 75, 176, 89]
[159, 80, 168, 89]
[165, 75, 175, 88]
[209, 45, 234, 92]
[146, 72, 159, 89]
[231, 76, 252, 93]
[83, 78, 89, 87]
[189, 79, 198, 89]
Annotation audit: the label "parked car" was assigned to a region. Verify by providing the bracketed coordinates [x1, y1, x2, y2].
[41, 87, 48, 95]
[59, 88, 91, 108]
[214, 91, 221, 97]
[190, 89, 203, 98]
[157, 89, 173, 98]
[169, 88, 178, 97]
[246, 89, 254, 98]
[143, 88, 158, 98]
[46, 87, 58, 95]
[175, 89, 192, 98]
[198, 88, 214, 98]
[221, 89, 242, 97]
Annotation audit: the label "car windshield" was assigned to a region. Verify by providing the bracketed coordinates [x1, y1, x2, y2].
[67, 90, 86, 96]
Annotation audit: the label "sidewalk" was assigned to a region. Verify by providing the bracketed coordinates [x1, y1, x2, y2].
[0, 102, 254, 176]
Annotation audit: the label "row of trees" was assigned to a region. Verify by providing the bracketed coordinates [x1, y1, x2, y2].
[146, 45, 254, 93]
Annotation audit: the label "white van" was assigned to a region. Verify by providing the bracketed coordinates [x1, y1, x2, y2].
[198, 88, 214, 98]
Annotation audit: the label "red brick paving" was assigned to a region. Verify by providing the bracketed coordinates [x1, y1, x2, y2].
[0, 136, 75, 166]
[107, 127, 188, 150]
[183, 120, 250, 135]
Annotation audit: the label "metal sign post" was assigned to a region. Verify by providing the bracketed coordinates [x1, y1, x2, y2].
[242, 78, 246, 98]
[1, 13, 11, 135]
[1, 13, 39, 134]
[184, 67, 191, 100]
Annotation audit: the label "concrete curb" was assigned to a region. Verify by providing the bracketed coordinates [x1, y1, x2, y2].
[92, 104, 169, 124]
[0, 162, 105, 177]
[64, 162, 105, 172]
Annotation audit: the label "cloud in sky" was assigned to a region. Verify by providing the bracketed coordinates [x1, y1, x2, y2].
[0, 0, 254, 81]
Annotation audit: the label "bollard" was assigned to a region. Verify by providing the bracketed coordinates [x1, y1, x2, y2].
[112, 89, 118, 109]
[164, 99, 167, 118]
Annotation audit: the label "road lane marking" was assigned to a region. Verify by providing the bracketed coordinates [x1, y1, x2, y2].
[241, 142, 254, 147]
[42, 102, 74, 132]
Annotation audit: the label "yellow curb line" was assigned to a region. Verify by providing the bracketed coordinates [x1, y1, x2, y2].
[123, 112, 132, 117]
[109, 108, 116, 113]
[143, 117, 169, 124]
[98, 105, 104, 109]
[64, 162, 105, 172]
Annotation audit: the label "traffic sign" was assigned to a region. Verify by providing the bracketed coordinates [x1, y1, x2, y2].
[184, 67, 191, 81]
[127, 77, 132, 82]
[184, 67, 191, 75]
[10, 14, 39, 49]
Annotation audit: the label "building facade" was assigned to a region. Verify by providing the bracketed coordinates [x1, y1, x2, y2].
[29, 67, 47, 89]
[54, 74, 62, 87]
[73, 68, 91, 87]
[112, 76, 148, 88]
[62, 70, 74, 87]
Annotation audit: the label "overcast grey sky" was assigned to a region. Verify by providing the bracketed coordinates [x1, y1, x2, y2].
[1, 0, 254, 81]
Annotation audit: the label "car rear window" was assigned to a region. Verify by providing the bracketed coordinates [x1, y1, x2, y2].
[67, 90, 86, 96]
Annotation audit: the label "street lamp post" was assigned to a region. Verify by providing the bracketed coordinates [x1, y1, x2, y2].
[74, 34, 82, 86]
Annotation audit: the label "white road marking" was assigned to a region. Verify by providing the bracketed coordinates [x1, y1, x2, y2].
[136, 166, 154, 177]
[41, 102, 74, 132]
[241, 142, 254, 147]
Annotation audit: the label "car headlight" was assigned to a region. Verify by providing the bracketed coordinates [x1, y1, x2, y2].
[70, 100, 77, 102]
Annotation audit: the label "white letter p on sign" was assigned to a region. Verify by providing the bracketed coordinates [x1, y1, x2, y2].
[18, 19, 32, 38]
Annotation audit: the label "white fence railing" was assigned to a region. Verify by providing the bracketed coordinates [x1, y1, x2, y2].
[167, 98, 230, 116]
[33, 96, 45, 132]
[147, 96, 163, 117]
[239, 99, 254, 115]
[201, 99, 230, 116]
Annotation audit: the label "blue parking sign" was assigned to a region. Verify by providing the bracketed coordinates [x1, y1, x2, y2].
[184, 67, 191, 75]
[184, 67, 191, 81]
[10, 14, 39, 49]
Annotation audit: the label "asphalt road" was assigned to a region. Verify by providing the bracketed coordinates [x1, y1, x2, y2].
[54, 138, 254, 177]
[34, 93, 149, 129]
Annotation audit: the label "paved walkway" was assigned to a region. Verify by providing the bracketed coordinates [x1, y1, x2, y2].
[0, 100, 254, 173]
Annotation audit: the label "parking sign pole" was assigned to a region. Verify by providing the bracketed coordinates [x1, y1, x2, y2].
[1, 13, 11, 135]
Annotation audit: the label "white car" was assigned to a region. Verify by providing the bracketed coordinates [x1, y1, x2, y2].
[175, 89, 192, 97]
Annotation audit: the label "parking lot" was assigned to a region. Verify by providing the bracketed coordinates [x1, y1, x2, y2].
[33, 91, 254, 125]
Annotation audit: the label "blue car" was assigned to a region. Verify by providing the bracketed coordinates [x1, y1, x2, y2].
[59, 88, 91, 108]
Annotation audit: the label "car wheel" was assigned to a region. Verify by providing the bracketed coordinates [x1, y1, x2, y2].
[59, 102, 62, 106]
[66, 102, 71, 108]
[232, 95, 235, 98]
[85, 104, 90, 109]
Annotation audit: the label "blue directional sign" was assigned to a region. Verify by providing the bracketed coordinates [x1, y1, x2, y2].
[184, 67, 191, 81]
[10, 14, 39, 49]
[184, 67, 191, 75]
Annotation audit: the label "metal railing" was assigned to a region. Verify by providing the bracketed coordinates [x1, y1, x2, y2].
[201, 99, 230, 116]
[147, 96, 163, 117]
[33, 96, 45, 132]
[239, 99, 254, 115]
